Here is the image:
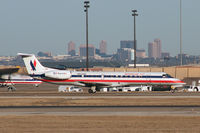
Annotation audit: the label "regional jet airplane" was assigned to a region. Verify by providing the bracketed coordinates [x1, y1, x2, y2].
[18, 53, 185, 93]
[0, 67, 42, 91]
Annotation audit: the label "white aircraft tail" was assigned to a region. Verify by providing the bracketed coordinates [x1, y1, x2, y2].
[18, 53, 46, 75]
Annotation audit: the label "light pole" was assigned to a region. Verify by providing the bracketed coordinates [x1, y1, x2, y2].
[180, 0, 183, 66]
[84, 1, 90, 71]
[132, 10, 138, 68]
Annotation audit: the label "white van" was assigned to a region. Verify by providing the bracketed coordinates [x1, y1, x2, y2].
[58, 86, 83, 92]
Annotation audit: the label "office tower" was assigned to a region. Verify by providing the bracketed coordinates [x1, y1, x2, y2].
[79, 44, 95, 57]
[116, 48, 135, 62]
[148, 42, 154, 58]
[136, 49, 146, 58]
[120, 40, 134, 49]
[68, 41, 76, 56]
[154, 38, 162, 58]
[148, 39, 162, 58]
[99, 40, 107, 54]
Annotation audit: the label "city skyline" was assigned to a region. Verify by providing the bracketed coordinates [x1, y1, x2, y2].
[0, 0, 199, 56]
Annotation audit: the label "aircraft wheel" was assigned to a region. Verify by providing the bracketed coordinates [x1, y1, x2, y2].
[194, 87, 198, 92]
[11, 87, 16, 91]
[88, 89, 93, 93]
[7, 87, 11, 91]
[171, 89, 175, 93]
[88, 88, 96, 94]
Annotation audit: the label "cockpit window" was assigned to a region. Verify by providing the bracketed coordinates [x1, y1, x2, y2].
[162, 74, 172, 78]
[162, 74, 166, 78]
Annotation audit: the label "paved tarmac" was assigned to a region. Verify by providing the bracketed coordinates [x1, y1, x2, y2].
[1, 83, 200, 97]
[0, 105, 200, 116]
[1, 90, 200, 96]
[0, 95, 200, 99]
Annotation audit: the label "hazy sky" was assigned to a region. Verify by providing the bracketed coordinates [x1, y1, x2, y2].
[0, 0, 199, 56]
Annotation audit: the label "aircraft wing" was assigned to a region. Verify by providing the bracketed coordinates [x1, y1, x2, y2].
[78, 81, 136, 88]
[0, 67, 19, 75]
[78, 81, 111, 87]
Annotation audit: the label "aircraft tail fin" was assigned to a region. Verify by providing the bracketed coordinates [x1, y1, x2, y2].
[18, 53, 46, 75]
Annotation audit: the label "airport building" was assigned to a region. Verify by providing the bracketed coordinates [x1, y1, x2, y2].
[161, 52, 170, 58]
[37, 51, 52, 57]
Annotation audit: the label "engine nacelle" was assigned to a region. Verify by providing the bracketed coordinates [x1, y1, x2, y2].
[44, 70, 71, 80]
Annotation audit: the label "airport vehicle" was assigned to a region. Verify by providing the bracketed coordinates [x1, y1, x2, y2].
[183, 85, 200, 92]
[123, 86, 152, 92]
[18, 53, 185, 93]
[183, 80, 200, 92]
[58, 85, 83, 92]
[100, 86, 151, 92]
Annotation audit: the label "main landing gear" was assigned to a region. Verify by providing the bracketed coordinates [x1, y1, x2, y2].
[7, 86, 16, 91]
[88, 86, 97, 94]
[170, 86, 177, 93]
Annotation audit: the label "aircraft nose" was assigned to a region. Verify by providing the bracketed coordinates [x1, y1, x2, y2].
[175, 79, 185, 84]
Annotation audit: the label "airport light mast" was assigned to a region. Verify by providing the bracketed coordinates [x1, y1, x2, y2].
[132, 10, 138, 68]
[180, 0, 183, 66]
[84, 1, 90, 71]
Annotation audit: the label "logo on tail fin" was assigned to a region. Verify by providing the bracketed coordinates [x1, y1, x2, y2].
[30, 60, 37, 71]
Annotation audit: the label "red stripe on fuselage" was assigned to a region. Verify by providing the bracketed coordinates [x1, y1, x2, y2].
[40, 79, 184, 84]
[0, 82, 42, 84]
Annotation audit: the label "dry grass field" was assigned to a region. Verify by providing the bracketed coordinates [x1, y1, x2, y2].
[0, 115, 200, 133]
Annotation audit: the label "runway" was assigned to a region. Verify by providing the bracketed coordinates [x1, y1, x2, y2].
[0, 105, 200, 116]
[1, 85, 200, 117]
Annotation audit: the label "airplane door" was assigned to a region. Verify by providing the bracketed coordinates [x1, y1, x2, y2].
[101, 74, 104, 80]
[147, 73, 151, 84]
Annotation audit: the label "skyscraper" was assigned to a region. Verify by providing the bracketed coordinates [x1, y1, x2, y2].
[136, 49, 146, 58]
[148, 39, 162, 59]
[148, 42, 154, 58]
[68, 41, 76, 56]
[117, 40, 135, 62]
[99, 40, 107, 55]
[154, 38, 162, 58]
[116, 48, 135, 62]
[120, 40, 134, 49]
[79, 44, 95, 57]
